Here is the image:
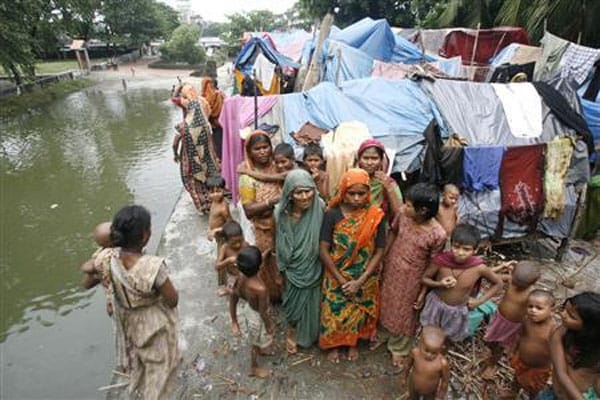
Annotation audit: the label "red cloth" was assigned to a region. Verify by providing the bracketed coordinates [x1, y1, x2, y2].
[511, 351, 551, 396]
[440, 28, 530, 65]
[433, 251, 484, 270]
[500, 144, 545, 228]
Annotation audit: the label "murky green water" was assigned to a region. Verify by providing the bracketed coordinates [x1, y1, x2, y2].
[0, 82, 181, 399]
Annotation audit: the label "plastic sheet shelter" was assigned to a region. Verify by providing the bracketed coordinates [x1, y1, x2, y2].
[440, 27, 530, 65]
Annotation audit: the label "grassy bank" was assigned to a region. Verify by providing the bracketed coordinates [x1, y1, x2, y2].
[0, 78, 93, 117]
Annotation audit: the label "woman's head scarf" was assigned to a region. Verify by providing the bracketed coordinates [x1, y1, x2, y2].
[328, 168, 371, 209]
[201, 78, 224, 120]
[244, 130, 273, 170]
[356, 138, 390, 173]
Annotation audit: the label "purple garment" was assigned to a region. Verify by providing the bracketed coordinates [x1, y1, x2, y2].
[419, 290, 469, 342]
[462, 146, 505, 192]
[219, 95, 279, 202]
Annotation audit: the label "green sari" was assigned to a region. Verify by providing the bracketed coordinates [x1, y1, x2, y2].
[274, 170, 324, 347]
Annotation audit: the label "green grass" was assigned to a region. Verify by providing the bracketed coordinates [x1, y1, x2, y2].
[35, 60, 80, 74]
[0, 78, 94, 117]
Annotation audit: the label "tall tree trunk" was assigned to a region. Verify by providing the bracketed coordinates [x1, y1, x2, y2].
[8, 63, 22, 86]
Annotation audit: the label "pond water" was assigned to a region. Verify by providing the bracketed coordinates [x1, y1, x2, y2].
[0, 81, 182, 399]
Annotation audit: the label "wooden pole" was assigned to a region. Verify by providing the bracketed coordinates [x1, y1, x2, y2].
[302, 13, 334, 91]
[253, 69, 258, 130]
[470, 22, 481, 67]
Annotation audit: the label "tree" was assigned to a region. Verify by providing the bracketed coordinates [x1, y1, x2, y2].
[221, 10, 278, 51]
[160, 24, 205, 64]
[152, 1, 179, 40]
[297, 0, 417, 27]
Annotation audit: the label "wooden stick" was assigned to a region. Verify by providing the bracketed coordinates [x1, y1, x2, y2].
[212, 373, 236, 385]
[448, 350, 471, 363]
[97, 382, 129, 391]
[112, 370, 129, 378]
[290, 355, 313, 367]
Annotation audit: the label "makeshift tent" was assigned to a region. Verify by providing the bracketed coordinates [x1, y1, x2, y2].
[233, 37, 300, 95]
[440, 27, 530, 65]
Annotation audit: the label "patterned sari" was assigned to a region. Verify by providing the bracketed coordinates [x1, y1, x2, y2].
[178, 84, 220, 213]
[319, 168, 384, 349]
[238, 131, 283, 301]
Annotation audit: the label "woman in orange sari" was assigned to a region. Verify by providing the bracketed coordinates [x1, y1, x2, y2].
[319, 168, 386, 363]
[238, 131, 283, 301]
[200, 78, 224, 158]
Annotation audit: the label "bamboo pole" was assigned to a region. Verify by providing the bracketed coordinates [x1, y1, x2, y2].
[470, 23, 482, 67]
[302, 13, 334, 91]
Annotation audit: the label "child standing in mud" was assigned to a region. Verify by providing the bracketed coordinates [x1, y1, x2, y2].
[482, 260, 541, 379]
[507, 290, 558, 398]
[230, 246, 275, 378]
[215, 220, 247, 301]
[403, 326, 449, 400]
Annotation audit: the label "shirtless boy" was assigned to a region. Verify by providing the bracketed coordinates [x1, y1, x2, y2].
[215, 220, 247, 300]
[230, 246, 275, 378]
[404, 326, 449, 400]
[482, 260, 541, 379]
[206, 175, 232, 242]
[435, 184, 460, 236]
[419, 223, 503, 342]
[509, 290, 557, 397]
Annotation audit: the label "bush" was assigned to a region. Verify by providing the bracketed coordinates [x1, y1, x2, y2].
[160, 24, 206, 65]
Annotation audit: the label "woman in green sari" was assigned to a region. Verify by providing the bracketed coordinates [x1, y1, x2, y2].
[275, 169, 325, 354]
[356, 138, 403, 220]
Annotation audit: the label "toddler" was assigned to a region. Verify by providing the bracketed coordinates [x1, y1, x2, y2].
[404, 326, 449, 400]
[419, 223, 503, 342]
[435, 184, 460, 236]
[509, 290, 558, 397]
[206, 175, 232, 241]
[230, 246, 275, 378]
[482, 260, 541, 379]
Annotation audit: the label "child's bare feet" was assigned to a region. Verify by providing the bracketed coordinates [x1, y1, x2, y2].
[347, 346, 359, 361]
[231, 322, 241, 337]
[259, 345, 275, 356]
[327, 348, 341, 364]
[216, 286, 230, 297]
[392, 353, 404, 368]
[482, 364, 497, 380]
[249, 367, 271, 378]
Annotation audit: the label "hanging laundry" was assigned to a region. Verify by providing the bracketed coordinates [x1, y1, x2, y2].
[492, 83, 543, 138]
[534, 32, 570, 81]
[440, 146, 464, 186]
[291, 122, 328, 146]
[500, 144, 545, 228]
[462, 146, 505, 192]
[543, 137, 574, 219]
[420, 120, 444, 184]
[558, 43, 600, 85]
[533, 82, 594, 153]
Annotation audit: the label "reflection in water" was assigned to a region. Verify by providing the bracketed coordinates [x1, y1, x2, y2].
[0, 84, 181, 398]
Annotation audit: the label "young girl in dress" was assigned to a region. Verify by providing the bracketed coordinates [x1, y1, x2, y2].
[544, 291, 600, 400]
[92, 205, 180, 400]
[378, 183, 447, 367]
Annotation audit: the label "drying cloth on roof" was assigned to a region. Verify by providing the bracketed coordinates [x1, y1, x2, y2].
[490, 44, 541, 66]
[292, 122, 328, 145]
[441, 146, 464, 186]
[372, 60, 410, 79]
[534, 32, 570, 81]
[543, 137, 574, 219]
[254, 53, 276, 92]
[322, 121, 371, 198]
[489, 62, 535, 83]
[533, 82, 594, 153]
[492, 83, 543, 138]
[463, 146, 505, 192]
[440, 28, 530, 65]
[500, 144, 545, 229]
[558, 43, 600, 85]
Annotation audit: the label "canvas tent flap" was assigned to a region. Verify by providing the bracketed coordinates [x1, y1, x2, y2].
[235, 37, 300, 74]
[422, 79, 580, 146]
[322, 40, 374, 84]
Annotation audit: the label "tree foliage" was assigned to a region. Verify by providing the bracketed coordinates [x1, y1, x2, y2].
[297, 0, 417, 27]
[160, 24, 205, 65]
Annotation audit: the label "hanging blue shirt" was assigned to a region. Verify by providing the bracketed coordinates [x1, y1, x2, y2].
[462, 146, 506, 192]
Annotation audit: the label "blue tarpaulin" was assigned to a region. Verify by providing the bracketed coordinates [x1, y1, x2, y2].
[281, 78, 445, 139]
[330, 18, 396, 61]
[235, 37, 300, 74]
[321, 40, 374, 83]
